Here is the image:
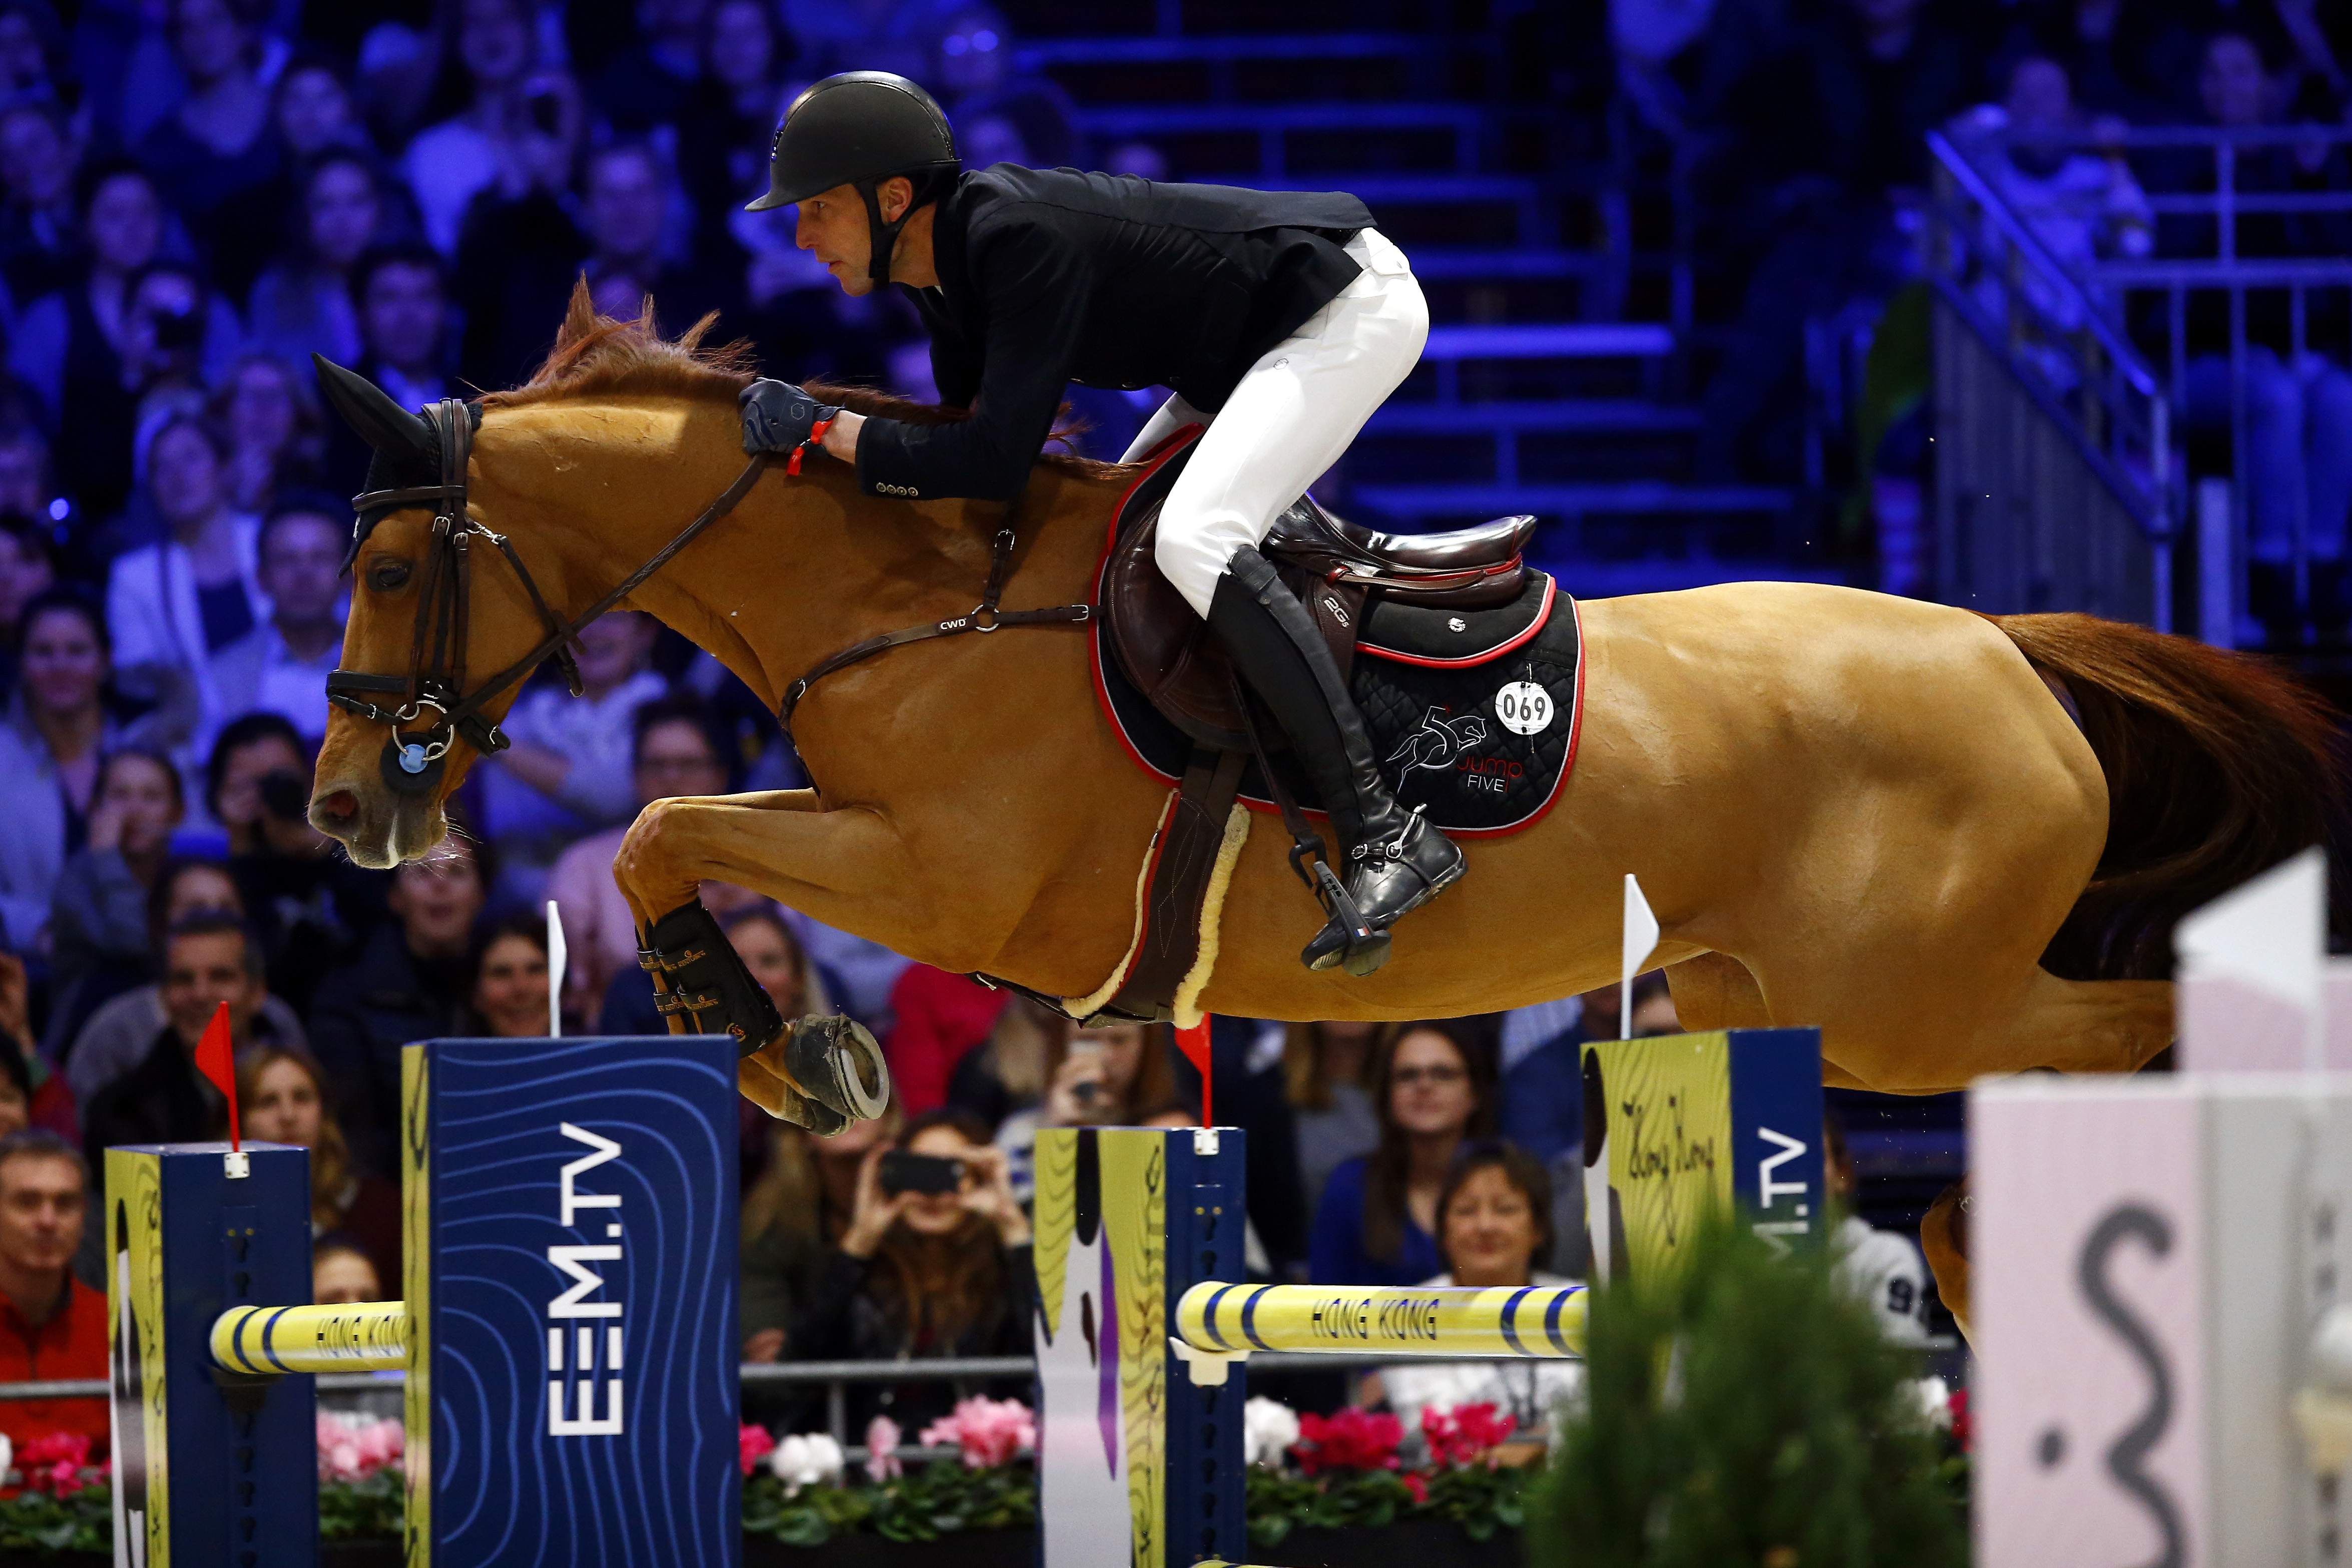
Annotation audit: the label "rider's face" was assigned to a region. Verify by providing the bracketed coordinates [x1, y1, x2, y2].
[794, 178, 914, 297]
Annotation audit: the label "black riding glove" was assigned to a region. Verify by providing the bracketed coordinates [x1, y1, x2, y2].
[740, 379, 841, 473]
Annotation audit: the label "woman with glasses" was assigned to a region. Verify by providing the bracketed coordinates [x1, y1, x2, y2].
[1308, 1020, 1495, 1286]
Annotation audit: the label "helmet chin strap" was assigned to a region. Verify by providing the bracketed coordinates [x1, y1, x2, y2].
[857, 179, 925, 287]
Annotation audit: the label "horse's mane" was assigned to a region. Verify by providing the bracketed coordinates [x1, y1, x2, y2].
[485, 282, 1124, 480]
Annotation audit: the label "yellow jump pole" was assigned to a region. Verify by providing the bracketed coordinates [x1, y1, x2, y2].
[210, 1300, 409, 1375]
[1174, 1280, 1587, 1360]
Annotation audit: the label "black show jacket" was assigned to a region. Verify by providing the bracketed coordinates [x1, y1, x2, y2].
[853, 164, 1374, 503]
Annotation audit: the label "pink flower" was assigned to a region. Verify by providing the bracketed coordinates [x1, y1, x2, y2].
[17, 1432, 93, 1495]
[864, 1416, 903, 1482]
[739, 1424, 778, 1477]
[1402, 1470, 1428, 1504]
[1421, 1402, 1517, 1468]
[918, 1396, 1036, 1469]
[316, 1414, 407, 1481]
[1291, 1409, 1401, 1475]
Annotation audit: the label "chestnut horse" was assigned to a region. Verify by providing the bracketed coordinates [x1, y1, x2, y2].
[308, 298, 2333, 1318]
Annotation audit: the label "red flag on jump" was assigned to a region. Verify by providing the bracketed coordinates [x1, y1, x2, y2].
[192, 1000, 239, 1151]
[1175, 1018, 1213, 1127]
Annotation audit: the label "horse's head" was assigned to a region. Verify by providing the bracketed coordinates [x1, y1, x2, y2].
[305, 358, 579, 867]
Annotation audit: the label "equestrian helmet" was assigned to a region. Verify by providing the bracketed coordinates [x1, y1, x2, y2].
[746, 71, 961, 212]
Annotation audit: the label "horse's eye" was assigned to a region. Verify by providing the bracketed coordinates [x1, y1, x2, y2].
[370, 559, 412, 592]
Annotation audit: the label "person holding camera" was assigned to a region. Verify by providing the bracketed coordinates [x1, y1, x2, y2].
[788, 1108, 1034, 1435]
[991, 1020, 1177, 1201]
[205, 713, 386, 1018]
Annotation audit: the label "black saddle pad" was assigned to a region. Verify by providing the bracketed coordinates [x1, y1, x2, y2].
[1092, 575, 1584, 837]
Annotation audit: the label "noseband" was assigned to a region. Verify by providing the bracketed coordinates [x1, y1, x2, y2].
[325, 396, 771, 795]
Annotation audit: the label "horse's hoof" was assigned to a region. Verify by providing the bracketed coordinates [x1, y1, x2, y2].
[781, 1013, 892, 1121]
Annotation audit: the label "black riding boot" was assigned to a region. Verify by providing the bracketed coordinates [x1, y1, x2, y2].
[1208, 547, 1465, 975]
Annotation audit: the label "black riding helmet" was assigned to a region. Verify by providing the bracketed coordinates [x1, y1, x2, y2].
[746, 71, 961, 288]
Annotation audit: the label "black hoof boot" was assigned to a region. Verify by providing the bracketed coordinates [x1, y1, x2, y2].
[643, 899, 893, 1123]
[1300, 812, 1466, 975]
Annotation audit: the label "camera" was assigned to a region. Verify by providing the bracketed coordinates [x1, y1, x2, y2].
[877, 1150, 962, 1196]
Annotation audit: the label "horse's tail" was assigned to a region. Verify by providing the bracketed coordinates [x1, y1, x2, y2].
[1988, 612, 2341, 980]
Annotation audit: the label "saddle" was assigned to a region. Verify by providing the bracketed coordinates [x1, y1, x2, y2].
[1104, 432, 1537, 750]
[1000, 428, 1541, 1027]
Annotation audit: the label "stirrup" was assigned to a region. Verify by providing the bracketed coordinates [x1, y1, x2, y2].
[1301, 861, 1391, 977]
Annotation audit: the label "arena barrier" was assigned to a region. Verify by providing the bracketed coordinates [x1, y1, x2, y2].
[105, 1033, 743, 1568]
[1032, 1025, 1823, 1568]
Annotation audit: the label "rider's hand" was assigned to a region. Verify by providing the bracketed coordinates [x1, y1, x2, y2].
[740, 379, 841, 462]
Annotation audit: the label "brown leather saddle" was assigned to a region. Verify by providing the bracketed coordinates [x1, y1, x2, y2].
[1103, 433, 1538, 750]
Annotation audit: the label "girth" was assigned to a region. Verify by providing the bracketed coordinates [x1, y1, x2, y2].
[325, 396, 771, 793]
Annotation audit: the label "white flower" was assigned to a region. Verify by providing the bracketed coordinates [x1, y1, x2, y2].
[1912, 1375, 1953, 1430]
[769, 1432, 847, 1494]
[0, 1430, 13, 1483]
[1242, 1396, 1300, 1469]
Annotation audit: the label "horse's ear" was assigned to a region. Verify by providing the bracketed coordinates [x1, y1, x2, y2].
[312, 355, 435, 467]
[553, 279, 602, 355]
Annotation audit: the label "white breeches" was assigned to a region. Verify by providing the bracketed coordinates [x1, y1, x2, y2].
[1120, 227, 1430, 618]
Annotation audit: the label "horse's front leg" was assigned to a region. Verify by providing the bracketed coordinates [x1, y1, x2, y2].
[613, 789, 921, 1128]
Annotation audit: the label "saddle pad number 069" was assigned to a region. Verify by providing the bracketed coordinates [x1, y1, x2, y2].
[1095, 575, 1585, 837]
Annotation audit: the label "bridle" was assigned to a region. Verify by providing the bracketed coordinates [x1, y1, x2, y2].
[324, 393, 1092, 798]
[324, 397, 770, 795]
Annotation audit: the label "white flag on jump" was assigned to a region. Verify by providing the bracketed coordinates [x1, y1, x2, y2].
[1621, 873, 1658, 1040]
[547, 900, 568, 1038]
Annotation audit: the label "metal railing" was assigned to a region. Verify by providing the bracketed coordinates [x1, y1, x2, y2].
[1932, 122, 2352, 641]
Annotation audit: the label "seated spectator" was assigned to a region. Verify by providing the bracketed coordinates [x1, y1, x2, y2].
[0, 510, 58, 703]
[62, 857, 306, 1104]
[1826, 1113, 1932, 1343]
[210, 356, 324, 517]
[405, 0, 548, 257]
[677, 0, 795, 258]
[1963, 56, 2154, 298]
[1363, 1143, 1578, 1450]
[932, 5, 1078, 169]
[590, 0, 713, 134]
[208, 714, 387, 1015]
[207, 498, 347, 746]
[0, 592, 172, 951]
[1283, 1019, 1380, 1216]
[469, 912, 551, 1037]
[82, 912, 284, 1157]
[2000, 0, 2205, 124]
[474, 611, 665, 901]
[942, 994, 1056, 1131]
[1310, 1020, 1495, 1286]
[136, 0, 282, 300]
[740, 1106, 902, 1373]
[882, 963, 1008, 1119]
[239, 1044, 401, 1293]
[105, 413, 263, 747]
[312, 1239, 381, 1304]
[48, 745, 185, 1037]
[449, 71, 590, 393]
[325, 243, 462, 489]
[309, 835, 487, 1172]
[248, 154, 392, 371]
[0, 953, 66, 1139]
[2167, 31, 2352, 632]
[0, 100, 82, 307]
[11, 161, 167, 519]
[790, 1109, 1033, 1434]
[993, 1021, 1177, 1199]
[0, 1131, 107, 1456]
[0, 428, 52, 526]
[577, 140, 735, 329]
[272, 54, 374, 163]
[546, 695, 734, 1018]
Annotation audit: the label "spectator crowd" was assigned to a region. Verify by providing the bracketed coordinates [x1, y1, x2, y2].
[0, 0, 2010, 1457]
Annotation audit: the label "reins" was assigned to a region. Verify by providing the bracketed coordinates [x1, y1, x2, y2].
[327, 394, 1092, 787]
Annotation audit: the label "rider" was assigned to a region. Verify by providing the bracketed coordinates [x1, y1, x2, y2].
[737, 71, 1462, 976]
